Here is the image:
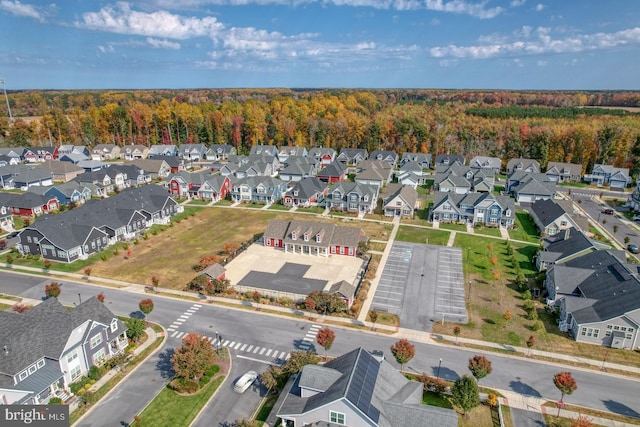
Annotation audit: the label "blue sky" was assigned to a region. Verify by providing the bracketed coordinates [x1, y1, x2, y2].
[0, 0, 639, 89]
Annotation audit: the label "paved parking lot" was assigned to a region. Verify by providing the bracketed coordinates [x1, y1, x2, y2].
[371, 242, 467, 332]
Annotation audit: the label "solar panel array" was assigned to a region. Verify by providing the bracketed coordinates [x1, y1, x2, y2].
[346, 355, 380, 422]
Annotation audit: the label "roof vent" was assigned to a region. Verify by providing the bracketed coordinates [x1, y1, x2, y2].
[3, 345, 8, 356]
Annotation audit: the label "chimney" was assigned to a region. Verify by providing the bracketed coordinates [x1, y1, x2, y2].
[564, 228, 571, 241]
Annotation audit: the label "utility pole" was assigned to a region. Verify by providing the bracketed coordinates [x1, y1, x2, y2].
[0, 78, 13, 121]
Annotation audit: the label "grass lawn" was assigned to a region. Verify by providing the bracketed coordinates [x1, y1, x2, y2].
[588, 225, 611, 245]
[215, 199, 234, 206]
[185, 199, 210, 205]
[0, 303, 11, 311]
[70, 208, 391, 290]
[134, 374, 225, 427]
[458, 404, 497, 427]
[438, 222, 467, 232]
[473, 227, 502, 237]
[296, 206, 325, 214]
[422, 391, 453, 408]
[395, 226, 450, 245]
[368, 310, 399, 327]
[508, 211, 540, 243]
[368, 242, 387, 252]
[267, 204, 292, 211]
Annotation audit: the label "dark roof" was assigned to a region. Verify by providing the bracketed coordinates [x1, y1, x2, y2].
[0, 296, 123, 380]
[539, 228, 597, 264]
[318, 162, 347, 178]
[277, 348, 457, 427]
[289, 177, 327, 199]
[531, 199, 569, 226]
[0, 192, 55, 209]
[329, 280, 356, 298]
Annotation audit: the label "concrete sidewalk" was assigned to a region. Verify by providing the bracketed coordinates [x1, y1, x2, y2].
[499, 389, 638, 427]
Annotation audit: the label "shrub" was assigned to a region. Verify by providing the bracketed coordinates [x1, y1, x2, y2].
[84, 383, 92, 391]
[76, 389, 85, 396]
[169, 377, 199, 394]
[521, 290, 532, 301]
[48, 397, 63, 405]
[205, 365, 220, 377]
[526, 309, 539, 321]
[531, 320, 544, 331]
[523, 300, 535, 312]
[277, 297, 293, 307]
[199, 375, 211, 387]
[88, 366, 101, 381]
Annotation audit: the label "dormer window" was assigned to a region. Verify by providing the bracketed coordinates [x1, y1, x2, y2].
[303, 233, 309, 242]
[111, 318, 118, 333]
[291, 231, 298, 240]
[316, 234, 322, 243]
[505, 209, 511, 217]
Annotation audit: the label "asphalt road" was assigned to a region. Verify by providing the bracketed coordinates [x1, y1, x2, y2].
[2, 272, 640, 422]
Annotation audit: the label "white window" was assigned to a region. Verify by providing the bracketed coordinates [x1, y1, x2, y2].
[28, 365, 37, 374]
[66, 350, 78, 364]
[37, 359, 44, 368]
[304, 233, 309, 242]
[19, 371, 28, 381]
[560, 221, 567, 227]
[330, 411, 345, 425]
[90, 334, 103, 349]
[93, 348, 106, 365]
[70, 365, 81, 380]
[443, 204, 451, 210]
[110, 319, 118, 333]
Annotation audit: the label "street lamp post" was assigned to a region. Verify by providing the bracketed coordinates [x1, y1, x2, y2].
[78, 293, 81, 304]
[436, 358, 442, 379]
[0, 78, 13, 121]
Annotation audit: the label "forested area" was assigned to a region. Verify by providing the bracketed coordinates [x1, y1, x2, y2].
[1, 88, 640, 177]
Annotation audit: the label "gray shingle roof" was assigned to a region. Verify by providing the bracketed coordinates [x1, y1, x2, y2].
[277, 348, 457, 427]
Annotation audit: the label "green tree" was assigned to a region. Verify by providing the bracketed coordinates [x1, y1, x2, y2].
[171, 333, 217, 382]
[282, 350, 321, 376]
[124, 317, 147, 343]
[316, 327, 335, 356]
[45, 282, 61, 298]
[468, 355, 492, 381]
[390, 339, 415, 372]
[451, 375, 480, 417]
[260, 365, 283, 393]
[139, 298, 154, 315]
[369, 309, 379, 330]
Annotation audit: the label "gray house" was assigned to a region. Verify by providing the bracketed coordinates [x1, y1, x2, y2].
[506, 158, 540, 175]
[545, 250, 640, 349]
[529, 199, 587, 236]
[584, 164, 631, 190]
[275, 348, 458, 427]
[469, 156, 502, 174]
[545, 162, 583, 183]
[536, 228, 601, 271]
[430, 191, 515, 228]
[0, 296, 127, 405]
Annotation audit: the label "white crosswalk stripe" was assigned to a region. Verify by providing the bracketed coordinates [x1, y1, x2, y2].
[222, 340, 230, 346]
[170, 331, 179, 337]
[260, 348, 266, 355]
[229, 341, 236, 348]
[253, 347, 260, 353]
[246, 345, 254, 352]
[176, 332, 184, 338]
[265, 349, 272, 356]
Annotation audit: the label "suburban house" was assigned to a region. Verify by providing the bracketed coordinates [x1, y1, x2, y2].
[206, 144, 236, 161]
[230, 176, 288, 204]
[434, 154, 464, 168]
[506, 171, 556, 203]
[11, 166, 54, 190]
[325, 182, 379, 215]
[234, 159, 276, 179]
[0, 154, 20, 166]
[40, 160, 85, 182]
[178, 144, 208, 161]
[627, 178, 640, 211]
[278, 158, 318, 182]
[0, 296, 127, 405]
[536, 228, 602, 271]
[397, 161, 429, 188]
[282, 177, 328, 208]
[167, 171, 230, 200]
[75, 169, 124, 197]
[55, 145, 90, 159]
[434, 165, 494, 194]
[545, 162, 583, 183]
[147, 144, 179, 158]
[59, 152, 91, 165]
[197, 175, 231, 202]
[308, 147, 337, 167]
[584, 164, 631, 190]
[382, 184, 418, 218]
[354, 160, 393, 188]
[337, 148, 368, 165]
[400, 152, 432, 169]
[17, 185, 180, 262]
[120, 145, 149, 161]
[469, 156, 502, 174]
[529, 198, 588, 236]
[130, 158, 172, 180]
[28, 181, 92, 207]
[77, 160, 106, 173]
[274, 347, 458, 427]
[264, 219, 366, 257]
[109, 164, 152, 188]
[23, 147, 55, 163]
[0, 147, 25, 162]
[506, 158, 541, 175]
[317, 162, 348, 183]
[544, 250, 640, 349]
[199, 263, 227, 281]
[0, 206, 14, 232]
[250, 144, 279, 159]
[91, 144, 121, 161]
[430, 191, 516, 228]
[163, 155, 187, 173]
[278, 146, 308, 162]
[369, 150, 399, 168]
[0, 192, 59, 217]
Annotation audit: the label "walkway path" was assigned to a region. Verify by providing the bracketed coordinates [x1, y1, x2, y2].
[356, 215, 400, 323]
[446, 230, 457, 247]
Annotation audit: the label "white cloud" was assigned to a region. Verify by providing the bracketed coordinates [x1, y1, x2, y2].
[537, 60, 547, 66]
[146, 37, 181, 49]
[76, 2, 223, 39]
[430, 26, 640, 59]
[97, 44, 116, 54]
[0, 0, 46, 22]
[510, 0, 525, 6]
[148, 0, 504, 18]
[535, 3, 544, 11]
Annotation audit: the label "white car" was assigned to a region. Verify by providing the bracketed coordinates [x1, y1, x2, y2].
[233, 370, 258, 393]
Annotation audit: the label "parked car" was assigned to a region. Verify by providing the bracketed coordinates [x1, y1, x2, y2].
[6, 231, 19, 238]
[628, 244, 639, 254]
[603, 208, 614, 215]
[632, 216, 640, 222]
[233, 370, 258, 393]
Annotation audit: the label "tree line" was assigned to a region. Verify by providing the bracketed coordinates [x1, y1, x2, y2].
[1, 89, 640, 178]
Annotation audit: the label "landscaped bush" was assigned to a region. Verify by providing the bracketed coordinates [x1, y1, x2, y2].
[88, 366, 101, 381]
[199, 375, 211, 387]
[205, 365, 220, 377]
[169, 377, 199, 394]
[277, 297, 293, 307]
[48, 397, 63, 405]
[70, 376, 92, 394]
